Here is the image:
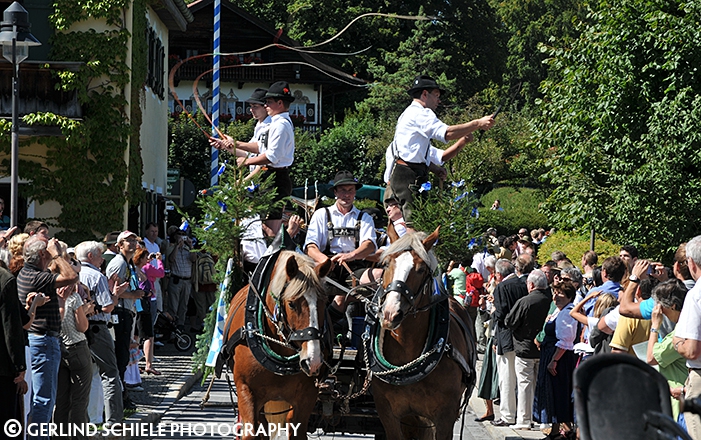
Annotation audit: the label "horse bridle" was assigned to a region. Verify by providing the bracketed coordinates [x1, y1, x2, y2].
[380, 260, 435, 316]
[251, 280, 324, 349]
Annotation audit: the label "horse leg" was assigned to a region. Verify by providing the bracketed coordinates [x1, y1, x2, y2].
[432, 404, 461, 440]
[236, 384, 262, 440]
[284, 398, 314, 440]
[373, 389, 404, 440]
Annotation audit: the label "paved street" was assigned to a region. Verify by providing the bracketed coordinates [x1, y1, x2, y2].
[152, 377, 496, 440]
[118, 342, 540, 440]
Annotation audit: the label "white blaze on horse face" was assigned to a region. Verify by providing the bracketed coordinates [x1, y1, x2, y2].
[382, 251, 414, 328]
[300, 289, 322, 376]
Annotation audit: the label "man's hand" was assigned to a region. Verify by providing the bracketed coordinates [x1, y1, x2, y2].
[57, 285, 74, 299]
[632, 259, 650, 280]
[208, 134, 236, 153]
[331, 253, 356, 265]
[477, 115, 495, 130]
[651, 303, 664, 329]
[47, 238, 63, 258]
[26, 292, 49, 308]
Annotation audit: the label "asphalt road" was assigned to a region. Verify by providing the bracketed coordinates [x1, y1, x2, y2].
[151, 378, 496, 440]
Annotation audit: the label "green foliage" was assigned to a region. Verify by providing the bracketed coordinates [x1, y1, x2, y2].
[291, 113, 383, 187]
[128, 0, 148, 205]
[410, 181, 481, 265]
[532, 0, 701, 260]
[536, 231, 622, 267]
[488, 0, 587, 106]
[188, 165, 279, 371]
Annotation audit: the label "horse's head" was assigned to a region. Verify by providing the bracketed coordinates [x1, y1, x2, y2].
[379, 227, 440, 330]
[269, 251, 331, 376]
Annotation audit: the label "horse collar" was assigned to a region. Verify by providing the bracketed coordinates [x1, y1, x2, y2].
[364, 290, 451, 386]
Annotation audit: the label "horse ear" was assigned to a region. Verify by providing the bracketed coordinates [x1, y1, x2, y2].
[285, 255, 299, 279]
[315, 258, 332, 279]
[387, 221, 399, 243]
[423, 226, 441, 252]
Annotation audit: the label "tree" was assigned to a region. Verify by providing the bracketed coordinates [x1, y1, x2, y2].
[489, 0, 588, 106]
[532, 0, 701, 259]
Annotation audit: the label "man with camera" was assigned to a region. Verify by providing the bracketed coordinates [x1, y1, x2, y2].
[76, 240, 128, 426]
[105, 230, 148, 412]
[167, 227, 197, 331]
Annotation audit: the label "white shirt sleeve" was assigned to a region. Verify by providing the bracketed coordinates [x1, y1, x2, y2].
[303, 209, 328, 253]
[428, 146, 444, 165]
[555, 305, 578, 350]
[265, 114, 294, 167]
[358, 212, 377, 251]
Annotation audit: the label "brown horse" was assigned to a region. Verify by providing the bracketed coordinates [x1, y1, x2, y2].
[370, 228, 476, 440]
[225, 251, 331, 440]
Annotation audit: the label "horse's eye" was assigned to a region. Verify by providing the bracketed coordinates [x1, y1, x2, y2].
[288, 301, 297, 312]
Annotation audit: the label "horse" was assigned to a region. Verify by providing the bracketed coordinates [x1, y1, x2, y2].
[223, 250, 331, 440]
[368, 227, 477, 440]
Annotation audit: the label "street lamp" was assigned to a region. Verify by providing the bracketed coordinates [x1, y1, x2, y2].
[0, 2, 41, 227]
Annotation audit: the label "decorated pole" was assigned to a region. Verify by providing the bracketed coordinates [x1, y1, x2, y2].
[210, 0, 221, 187]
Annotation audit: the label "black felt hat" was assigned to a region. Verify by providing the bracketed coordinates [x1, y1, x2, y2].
[245, 88, 268, 105]
[265, 81, 295, 102]
[332, 170, 362, 190]
[407, 75, 445, 96]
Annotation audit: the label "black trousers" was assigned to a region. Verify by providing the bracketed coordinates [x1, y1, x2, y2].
[112, 308, 134, 382]
[385, 162, 429, 228]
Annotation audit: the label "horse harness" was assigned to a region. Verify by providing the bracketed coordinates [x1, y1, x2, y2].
[216, 245, 332, 377]
[364, 271, 475, 387]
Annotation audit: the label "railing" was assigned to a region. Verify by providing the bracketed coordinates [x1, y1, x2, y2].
[0, 61, 83, 119]
[172, 64, 275, 82]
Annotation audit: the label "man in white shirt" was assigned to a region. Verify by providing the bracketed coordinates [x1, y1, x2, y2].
[305, 171, 377, 332]
[673, 235, 701, 439]
[385, 74, 495, 229]
[210, 83, 295, 232]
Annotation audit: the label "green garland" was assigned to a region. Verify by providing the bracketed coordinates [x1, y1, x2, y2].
[129, 0, 147, 205]
[0, 1, 148, 243]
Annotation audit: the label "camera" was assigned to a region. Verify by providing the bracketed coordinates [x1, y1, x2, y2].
[148, 253, 157, 260]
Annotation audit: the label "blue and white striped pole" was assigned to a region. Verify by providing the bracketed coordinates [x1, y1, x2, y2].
[210, 0, 221, 187]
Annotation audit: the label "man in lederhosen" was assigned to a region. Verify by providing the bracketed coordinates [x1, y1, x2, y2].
[304, 171, 377, 335]
[385, 74, 495, 230]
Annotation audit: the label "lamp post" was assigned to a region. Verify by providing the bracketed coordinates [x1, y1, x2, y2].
[0, 2, 40, 227]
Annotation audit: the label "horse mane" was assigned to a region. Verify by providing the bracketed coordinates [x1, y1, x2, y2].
[381, 231, 439, 273]
[269, 251, 326, 302]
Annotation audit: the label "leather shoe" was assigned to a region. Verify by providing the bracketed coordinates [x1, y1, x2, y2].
[474, 414, 495, 422]
[491, 419, 514, 427]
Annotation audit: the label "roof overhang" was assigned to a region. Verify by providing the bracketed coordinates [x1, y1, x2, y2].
[150, 0, 194, 32]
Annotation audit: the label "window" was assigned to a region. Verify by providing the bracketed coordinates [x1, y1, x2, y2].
[146, 26, 165, 99]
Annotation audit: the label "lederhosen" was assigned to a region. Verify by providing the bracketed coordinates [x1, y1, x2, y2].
[385, 141, 430, 228]
[258, 130, 292, 220]
[323, 207, 370, 284]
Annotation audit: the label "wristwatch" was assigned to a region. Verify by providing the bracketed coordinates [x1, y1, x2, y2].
[629, 274, 640, 283]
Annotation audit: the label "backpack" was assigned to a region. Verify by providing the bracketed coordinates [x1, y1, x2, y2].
[197, 253, 216, 285]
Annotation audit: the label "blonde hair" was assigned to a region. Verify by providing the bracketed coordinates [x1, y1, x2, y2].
[7, 233, 29, 258]
[593, 293, 618, 318]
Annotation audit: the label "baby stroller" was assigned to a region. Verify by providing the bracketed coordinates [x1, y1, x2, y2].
[154, 311, 193, 352]
[574, 353, 694, 440]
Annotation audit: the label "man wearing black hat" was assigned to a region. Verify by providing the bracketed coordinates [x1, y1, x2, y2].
[209, 88, 271, 170]
[304, 171, 377, 320]
[210, 83, 295, 232]
[385, 74, 496, 229]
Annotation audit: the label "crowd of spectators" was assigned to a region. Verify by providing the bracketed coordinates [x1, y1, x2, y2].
[447, 227, 701, 439]
[0, 221, 215, 437]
